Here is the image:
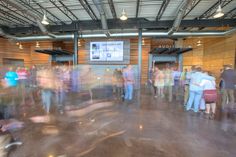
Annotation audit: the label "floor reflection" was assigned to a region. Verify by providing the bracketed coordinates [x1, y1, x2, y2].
[0, 86, 235, 156]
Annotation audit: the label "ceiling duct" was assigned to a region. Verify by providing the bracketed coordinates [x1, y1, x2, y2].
[168, 0, 193, 35]
[4, 0, 56, 38]
[11, 27, 236, 42]
[92, 0, 109, 37]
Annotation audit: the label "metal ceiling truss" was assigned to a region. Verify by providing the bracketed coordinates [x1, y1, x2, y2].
[135, 0, 140, 18]
[0, 1, 36, 25]
[17, 0, 56, 24]
[78, 0, 98, 20]
[198, 0, 233, 19]
[0, 8, 28, 25]
[108, 0, 117, 19]
[58, 0, 79, 21]
[156, 0, 170, 21]
[49, 0, 73, 22]
[223, 7, 236, 19]
[31, 0, 65, 24]
[6, 18, 236, 35]
[183, 0, 201, 19]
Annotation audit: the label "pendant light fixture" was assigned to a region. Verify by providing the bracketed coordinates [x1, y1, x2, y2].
[120, 9, 128, 21]
[19, 43, 23, 49]
[36, 41, 40, 48]
[213, 1, 224, 18]
[41, 14, 49, 25]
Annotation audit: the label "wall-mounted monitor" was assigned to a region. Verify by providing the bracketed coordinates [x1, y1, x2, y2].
[90, 41, 124, 61]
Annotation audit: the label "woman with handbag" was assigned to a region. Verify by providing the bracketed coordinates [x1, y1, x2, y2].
[200, 72, 217, 119]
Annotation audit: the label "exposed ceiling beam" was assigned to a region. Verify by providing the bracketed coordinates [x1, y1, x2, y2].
[78, 0, 98, 20]
[6, 18, 236, 35]
[17, 0, 56, 24]
[58, 0, 79, 21]
[31, 0, 65, 24]
[156, 0, 170, 21]
[49, 0, 73, 22]
[223, 7, 236, 19]
[135, 0, 140, 18]
[0, 8, 27, 24]
[183, 0, 201, 19]
[108, 0, 117, 19]
[0, 2, 36, 25]
[198, 0, 233, 19]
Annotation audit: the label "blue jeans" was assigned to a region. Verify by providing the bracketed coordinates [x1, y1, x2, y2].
[42, 89, 52, 113]
[186, 90, 203, 112]
[125, 84, 133, 100]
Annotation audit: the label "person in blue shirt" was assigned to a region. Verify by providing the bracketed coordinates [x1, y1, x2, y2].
[4, 67, 18, 87]
[186, 66, 215, 113]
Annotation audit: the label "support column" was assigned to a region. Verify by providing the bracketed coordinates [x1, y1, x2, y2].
[73, 32, 78, 65]
[178, 53, 183, 71]
[138, 28, 142, 88]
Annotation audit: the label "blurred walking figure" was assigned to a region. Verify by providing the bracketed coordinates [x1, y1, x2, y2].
[123, 65, 135, 100]
[37, 67, 55, 114]
[112, 68, 124, 99]
[154, 66, 164, 98]
[164, 64, 174, 102]
[221, 64, 236, 109]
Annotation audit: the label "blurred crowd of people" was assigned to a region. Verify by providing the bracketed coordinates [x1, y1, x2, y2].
[149, 63, 236, 119]
[0, 64, 136, 118]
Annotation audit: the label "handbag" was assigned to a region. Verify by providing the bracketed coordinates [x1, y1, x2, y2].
[203, 89, 217, 103]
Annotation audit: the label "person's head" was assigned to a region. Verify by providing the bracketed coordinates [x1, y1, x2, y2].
[155, 66, 159, 71]
[196, 66, 202, 72]
[224, 64, 232, 70]
[127, 65, 132, 70]
[191, 65, 196, 71]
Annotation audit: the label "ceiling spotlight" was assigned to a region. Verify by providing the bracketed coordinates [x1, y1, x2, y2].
[213, 5, 224, 18]
[41, 14, 49, 25]
[120, 9, 128, 21]
[78, 40, 81, 47]
[197, 40, 201, 44]
[16, 42, 19, 46]
[36, 41, 40, 48]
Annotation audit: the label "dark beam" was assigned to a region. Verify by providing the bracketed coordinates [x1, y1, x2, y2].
[177, 48, 192, 54]
[78, 0, 98, 20]
[17, 0, 56, 24]
[223, 7, 236, 19]
[159, 48, 169, 54]
[156, 0, 170, 21]
[0, 3, 36, 25]
[49, 0, 73, 21]
[108, 0, 117, 19]
[58, 0, 79, 20]
[0, 8, 27, 24]
[31, 0, 65, 24]
[198, 0, 233, 19]
[135, 0, 140, 18]
[168, 48, 180, 54]
[6, 18, 236, 35]
[183, 0, 201, 19]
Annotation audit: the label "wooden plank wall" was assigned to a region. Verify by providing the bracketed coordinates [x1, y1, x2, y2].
[31, 41, 52, 65]
[182, 33, 236, 82]
[0, 38, 31, 67]
[0, 38, 51, 67]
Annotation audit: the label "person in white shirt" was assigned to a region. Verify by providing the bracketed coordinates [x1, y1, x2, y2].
[200, 72, 217, 119]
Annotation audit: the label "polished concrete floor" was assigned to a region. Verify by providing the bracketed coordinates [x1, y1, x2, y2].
[1, 87, 236, 157]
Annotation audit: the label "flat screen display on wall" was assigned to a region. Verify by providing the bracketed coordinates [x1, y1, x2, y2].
[90, 41, 124, 61]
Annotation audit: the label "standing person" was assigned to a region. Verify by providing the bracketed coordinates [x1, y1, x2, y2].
[200, 72, 217, 119]
[115, 68, 124, 99]
[154, 67, 165, 98]
[186, 67, 215, 113]
[221, 64, 236, 109]
[153, 66, 158, 97]
[164, 64, 174, 102]
[123, 65, 135, 101]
